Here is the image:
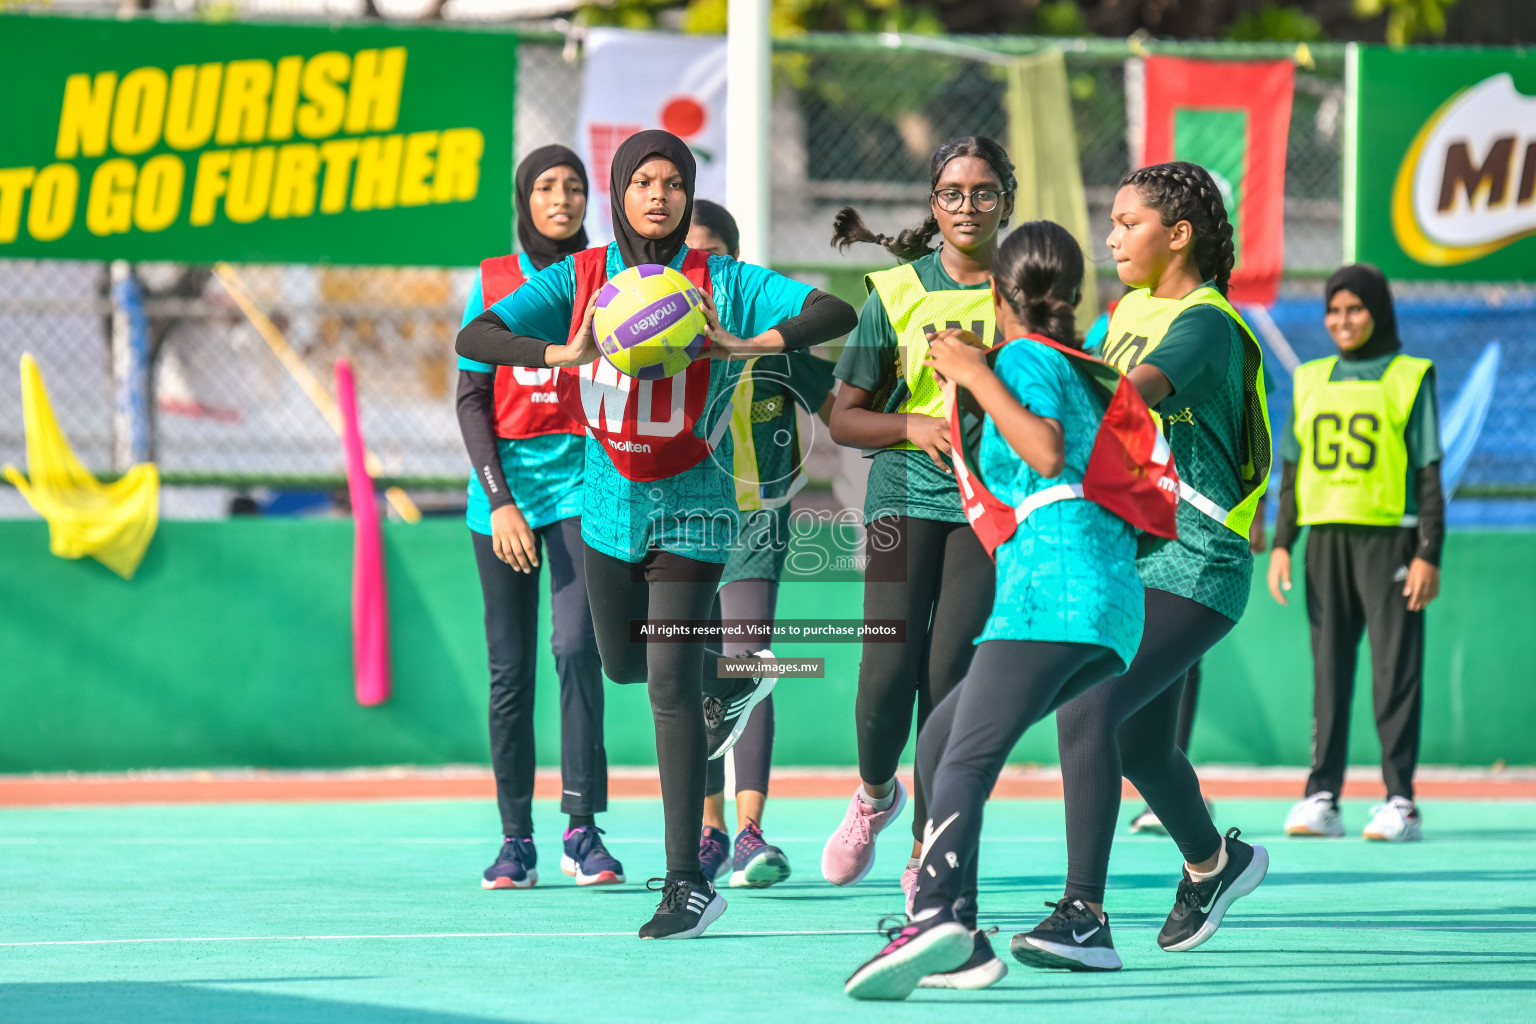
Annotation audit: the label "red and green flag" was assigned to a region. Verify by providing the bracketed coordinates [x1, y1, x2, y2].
[1137, 57, 1294, 306]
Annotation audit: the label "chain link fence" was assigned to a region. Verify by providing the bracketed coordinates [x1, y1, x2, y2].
[2, 16, 1532, 513]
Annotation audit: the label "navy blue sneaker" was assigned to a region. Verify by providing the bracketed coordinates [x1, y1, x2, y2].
[730, 820, 791, 888]
[560, 825, 625, 886]
[482, 837, 537, 890]
[699, 826, 730, 883]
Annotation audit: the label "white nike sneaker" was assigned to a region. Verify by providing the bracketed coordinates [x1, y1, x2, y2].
[1362, 796, 1422, 841]
[1285, 792, 1344, 837]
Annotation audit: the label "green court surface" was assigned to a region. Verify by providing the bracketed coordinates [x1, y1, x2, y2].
[3, 798, 1533, 1023]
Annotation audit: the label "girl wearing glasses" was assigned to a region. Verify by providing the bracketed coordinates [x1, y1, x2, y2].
[821, 136, 1013, 908]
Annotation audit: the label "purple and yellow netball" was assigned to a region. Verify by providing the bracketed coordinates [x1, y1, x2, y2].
[593, 264, 710, 379]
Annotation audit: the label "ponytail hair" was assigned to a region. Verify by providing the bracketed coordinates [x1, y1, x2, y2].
[992, 220, 1084, 348]
[831, 135, 1017, 264]
[1120, 161, 1236, 296]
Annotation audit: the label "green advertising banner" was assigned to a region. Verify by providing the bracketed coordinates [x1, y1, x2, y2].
[1346, 45, 1536, 281]
[0, 15, 516, 266]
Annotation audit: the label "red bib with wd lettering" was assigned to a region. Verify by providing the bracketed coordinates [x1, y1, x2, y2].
[948, 334, 1180, 560]
[479, 255, 583, 440]
[555, 248, 721, 482]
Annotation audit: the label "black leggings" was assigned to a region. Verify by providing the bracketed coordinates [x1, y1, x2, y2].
[584, 544, 723, 878]
[913, 640, 1122, 927]
[1176, 660, 1201, 755]
[705, 579, 779, 799]
[1056, 589, 1235, 905]
[857, 516, 994, 841]
[472, 519, 605, 838]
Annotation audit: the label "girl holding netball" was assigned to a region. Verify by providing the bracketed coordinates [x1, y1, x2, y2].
[1015, 162, 1272, 973]
[456, 131, 855, 939]
[456, 145, 620, 892]
[822, 137, 1012, 899]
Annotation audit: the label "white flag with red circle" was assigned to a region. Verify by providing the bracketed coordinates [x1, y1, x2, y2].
[576, 29, 728, 246]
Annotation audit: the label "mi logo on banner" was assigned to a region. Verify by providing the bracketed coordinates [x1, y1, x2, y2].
[1392, 73, 1536, 266]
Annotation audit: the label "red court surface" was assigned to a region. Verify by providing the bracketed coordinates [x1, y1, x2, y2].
[1, 765, 1531, 806]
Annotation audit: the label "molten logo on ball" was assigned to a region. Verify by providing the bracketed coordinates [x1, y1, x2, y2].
[594, 264, 710, 379]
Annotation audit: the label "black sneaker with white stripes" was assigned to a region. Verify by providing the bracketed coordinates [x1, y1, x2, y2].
[704, 650, 776, 760]
[637, 876, 726, 940]
[1158, 827, 1269, 952]
[1010, 898, 1122, 972]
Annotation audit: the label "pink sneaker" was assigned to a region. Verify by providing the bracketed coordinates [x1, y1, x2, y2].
[821, 780, 908, 886]
[901, 857, 920, 917]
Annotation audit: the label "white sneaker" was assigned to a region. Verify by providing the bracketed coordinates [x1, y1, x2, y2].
[1362, 796, 1422, 841]
[1285, 792, 1345, 837]
[1128, 806, 1165, 834]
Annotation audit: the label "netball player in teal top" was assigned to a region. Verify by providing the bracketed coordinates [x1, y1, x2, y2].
[454, 146, 621, 895]
[456, 130, 856, 940]
[844, 221, 1143, 999]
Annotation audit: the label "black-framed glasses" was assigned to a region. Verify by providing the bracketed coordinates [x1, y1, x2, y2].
[931, 188, 1007, 213]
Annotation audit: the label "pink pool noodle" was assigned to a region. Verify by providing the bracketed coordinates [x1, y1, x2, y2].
[335, 357, 391, 706]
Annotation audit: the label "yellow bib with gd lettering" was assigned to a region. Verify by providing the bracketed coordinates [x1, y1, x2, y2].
[1101, 286, 1272, 537]
[865, 263, 997, 451]
[1294, 355, 1431, 527]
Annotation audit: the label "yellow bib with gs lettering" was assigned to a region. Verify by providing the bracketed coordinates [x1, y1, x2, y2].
[1293, 354, 1431, 527]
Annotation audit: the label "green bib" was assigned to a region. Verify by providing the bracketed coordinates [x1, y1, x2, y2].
[1102, 286, 1273, 537]
[725, 356, 806, 512]
[865, 263, 997, 452]
[1293, 355, 1431, 527]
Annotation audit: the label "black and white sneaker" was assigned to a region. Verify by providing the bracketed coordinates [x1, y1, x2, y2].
[918, 927, 1008, 990]
[1158, 827, 1269, 952]
[637, 876, 726, 940]
[704, 650, 776, 760]
[1010, 899, 1122, 972]
[844, 905, 972, 1001]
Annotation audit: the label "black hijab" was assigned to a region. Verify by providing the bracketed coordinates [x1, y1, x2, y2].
[516, 145, 589, 271]
[1325, 263, 1400, 362]
[608, 130, 696, 269]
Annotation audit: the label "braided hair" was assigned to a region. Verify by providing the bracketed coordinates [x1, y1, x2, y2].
[831, 135, 1017, 263]
[992, 221, 1084, 348]
[1120, 161, 1236, 296]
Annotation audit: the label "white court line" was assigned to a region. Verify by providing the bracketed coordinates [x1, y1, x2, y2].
[3, 924, 1529, 948]
[0, 836, 1231, 846]
[0, 929, 870, 947]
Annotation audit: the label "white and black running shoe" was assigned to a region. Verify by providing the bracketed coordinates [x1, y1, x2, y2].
[844, 905, 972, 1001]
[918, 927, 1008, 990]
[1010, 898, 1122, 972]
[1158, 827, 1269, 952]
[637, 876, 726, 940]
[704, 650, 776, 760]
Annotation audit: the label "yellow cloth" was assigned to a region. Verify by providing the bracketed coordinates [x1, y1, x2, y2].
[1005, 49, 1100, 336]
[2, 354, 159, 579]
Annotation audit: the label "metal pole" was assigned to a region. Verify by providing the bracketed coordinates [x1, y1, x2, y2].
[110, 260, 151, 468]
[726, 0, 771, 266]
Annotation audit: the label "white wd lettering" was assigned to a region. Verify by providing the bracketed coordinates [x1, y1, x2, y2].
[578, 360, 632, 432]
[636, 376, 685, 438]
